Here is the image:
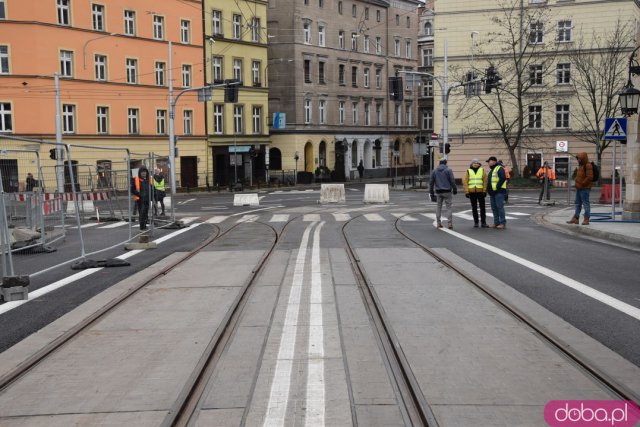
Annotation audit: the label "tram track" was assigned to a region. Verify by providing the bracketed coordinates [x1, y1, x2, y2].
[392, 214, 640, 406]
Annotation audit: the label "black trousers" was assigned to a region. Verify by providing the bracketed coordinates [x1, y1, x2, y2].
[469, 192, 487, 224]
[538, 180, 551, 202]
[136, 199, 150, 229]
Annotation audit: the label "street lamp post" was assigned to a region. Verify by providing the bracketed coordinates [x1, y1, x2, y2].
[83, 33, 117, 69]
[619, 45, 640, 220]
[294, 152, 299, 185]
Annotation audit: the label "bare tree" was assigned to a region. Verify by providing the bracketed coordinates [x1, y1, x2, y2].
[455, 0, 562, 178]
[566, 21, 635, 173]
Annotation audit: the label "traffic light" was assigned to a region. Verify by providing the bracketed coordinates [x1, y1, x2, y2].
[224, 79, 239, 103]
[484, 66, 502, 94]
[445, 143, 451, 154]
[49, 148, 57, 160]
[388, 77, 404, 101]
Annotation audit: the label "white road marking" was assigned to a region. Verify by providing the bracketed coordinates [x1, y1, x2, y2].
[440, 227, 640, 322]
[205, 216, 228, 224]
[237, 215, 259, 223]
[69, 223, 99, 230]
[391, 213, 418, 221]
[364, 213, 385, 222]
[454, 212, 476, 221]
[269, 214, 290, 222]
[98, 221, 128, 229]
[306, 222, 325, 426]
[229, 206, 281, 217]
[303, 214, 322, 222]
[178, 198, 196, 205]
[264, 223, 315, 426]
[332, 213, 350, 222]
[179, 217, 199, 224]
[486, 213, 517, 220]
[508, 212, 530, 216]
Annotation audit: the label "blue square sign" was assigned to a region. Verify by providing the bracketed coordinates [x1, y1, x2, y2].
[604, 118, 627, 140]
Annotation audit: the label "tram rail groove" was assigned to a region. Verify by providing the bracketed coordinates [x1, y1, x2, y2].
[393, 214, 640, 405]
[342, 215, 439, 427]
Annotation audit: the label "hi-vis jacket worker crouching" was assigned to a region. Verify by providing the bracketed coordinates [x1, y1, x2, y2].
[463, 159, 489, 228]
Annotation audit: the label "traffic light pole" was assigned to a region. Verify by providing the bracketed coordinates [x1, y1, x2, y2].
[54, 73, 64, 193]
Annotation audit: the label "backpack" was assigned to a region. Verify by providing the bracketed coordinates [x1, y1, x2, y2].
[590, 162, 599, 182]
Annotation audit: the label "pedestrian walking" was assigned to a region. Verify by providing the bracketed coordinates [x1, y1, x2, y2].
[536, 161, 556, 204]
[463, 159, 489, 228]
[429, 159, 457, 229]
[25, 173, 38, 191]
[131, 166, 152, 230]
[566, 152, 593, 225]
[153, 168, 166, 216]
[357, 160, 364, 181]
[486, 156, 507, 229]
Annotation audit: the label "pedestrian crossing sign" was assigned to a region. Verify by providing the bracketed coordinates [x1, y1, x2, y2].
[604, 118, 627, 140]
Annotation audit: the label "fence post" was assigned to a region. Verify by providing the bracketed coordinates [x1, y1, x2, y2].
[66, 144, 86, 258]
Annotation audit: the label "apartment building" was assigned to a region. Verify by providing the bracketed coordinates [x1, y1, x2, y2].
[0, 0, 205, 189]
[267, 0, 421, 181]
[433, 0, 639, 180]
[204, 0, 269, 187]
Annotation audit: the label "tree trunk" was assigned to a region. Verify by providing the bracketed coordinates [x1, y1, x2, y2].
[509, 147, 520, 178]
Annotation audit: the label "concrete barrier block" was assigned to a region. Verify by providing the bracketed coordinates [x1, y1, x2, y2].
[233, 193, 260, 206]
[363, 184, 390, 204]
[66, 200, 95, 214]
[2, 276, 30, 302]
[320, 184, 346, 203]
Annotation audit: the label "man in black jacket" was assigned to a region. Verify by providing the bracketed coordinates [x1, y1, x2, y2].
[131, 166, 152, 230]
[429, 159, 457, 229]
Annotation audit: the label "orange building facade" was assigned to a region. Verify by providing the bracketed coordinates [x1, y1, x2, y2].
[0, 0, 207, 189]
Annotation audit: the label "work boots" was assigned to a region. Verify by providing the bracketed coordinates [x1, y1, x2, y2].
[582, 217, 590, 225]
[566, 216, 579, 224]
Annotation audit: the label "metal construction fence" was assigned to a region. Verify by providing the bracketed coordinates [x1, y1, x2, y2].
[1, 135, 165, 287]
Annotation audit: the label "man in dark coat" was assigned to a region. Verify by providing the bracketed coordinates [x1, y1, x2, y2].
[131, 166, 152, 230]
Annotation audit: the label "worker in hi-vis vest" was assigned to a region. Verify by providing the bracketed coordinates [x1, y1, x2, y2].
[486, 156, 508, 229]
[463, 159, 489, 228]
[153, 168, 166, 216]
[536, 161, 556, 204]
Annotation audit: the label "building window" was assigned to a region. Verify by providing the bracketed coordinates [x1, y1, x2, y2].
[212, 10, 222, 35]
[338, 1, 343, 14]
[394, 39, 400, 56]
[153, 15, 164, 40]
[57, 0, 70, 26]
[365, 7, 369, 20]
[557, 20, 572, 42]
[424, 79, 433, 97]
[127, 108, 139, 134]
[395, 14, 400, 25]
[352, 102, 358, 125]
[529, 64, 543, 85]
[182, 64, 192, 88]
[126, 58, 137, 83]
[375, 68, 381, 88]
[351, 66, 357, 87]
[338, 31, 345, 49]
[233, 59, 242, 82]
[60, 50, 73, 77]
[406, 40, 412, 59]
[94, 54, 107, 81]
[96, 106, 108, 134]
[351, 144, 357, 167]
[318, 25, 325, 47]
[0, 0, 5, 20]
[557, 63, 571, 84]
[214, 104, 223, 134]
[339, 64, 345, 85]
[339, 101, 345, 124]
[0, 45, 9, 74]
[252, 106, 261, 134]
[424, 22, 432, 36]
[364, 68, 370, 88]
[124, 10, 135, 36]
[304, 0, 309, 5]
[181, 20, 191, 43]
[251, 18, 261, 42]
[394, 104, 401, 126]
[319, 62, 326, 84]
[234, 105, 243, 133]
[376, 37, 381, 54]
[406, 16, 411, 28]
[156, 110, 167, 134]
[155, 62, 166, 86]
[556, 104, 570, 128]
[319, 0, 324, 8]
[529, 21, 543, 44]
[233, 14, 241, 39]
[422, 110, 433, 130]
[319, 100, 326, 124]
[405, 103, 412, 126]
[352, 4, 356, 17]
[92, 4, 105, 31]
[376, 103, 382, 125]
[304, 99, 312, 124]
[212, 56, 222, 82]
[376, 10, 381, 22]
[529, 105, 542, 129]
[351, 33, 357, 51]
[0, 103, 12, 133]
[252, 61, 260, 86]
[364, 103, 370, 126]
[364, 35, 370, 53]
[62, 104, 75, 133]
[422, 48, 433, 67]
[183, 110, 192, 135]
[304, 59, 312, 83]
[304, 22, 311, 44]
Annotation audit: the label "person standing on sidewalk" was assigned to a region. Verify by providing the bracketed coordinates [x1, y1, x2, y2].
[429, 159, 457, 229]
[536, 161, 556, 204]
[357, 160, 364, 182]
[567, 152, 593, 225]
[463, 159, 489, 228]
[486, 156, 507, 229]
[131, 166, 152, 231]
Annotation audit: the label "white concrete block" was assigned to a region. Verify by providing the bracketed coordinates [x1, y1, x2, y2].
[363, 184, 390, 204]
[320, 184, 346, 203]
[66, 200, 95, 214]
[233, 193, 260, 206]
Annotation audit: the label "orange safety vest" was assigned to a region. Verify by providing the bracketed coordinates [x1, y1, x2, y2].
[536, 167, 556, 180]
[134, 176, 141, 201]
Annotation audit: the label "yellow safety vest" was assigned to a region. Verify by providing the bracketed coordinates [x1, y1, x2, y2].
[467, 168, 484, 190]
[491, 165, 508, 191]
[154, 177, 165, 192]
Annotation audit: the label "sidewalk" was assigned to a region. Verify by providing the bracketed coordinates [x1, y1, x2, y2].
[540, 206, 640, 249]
